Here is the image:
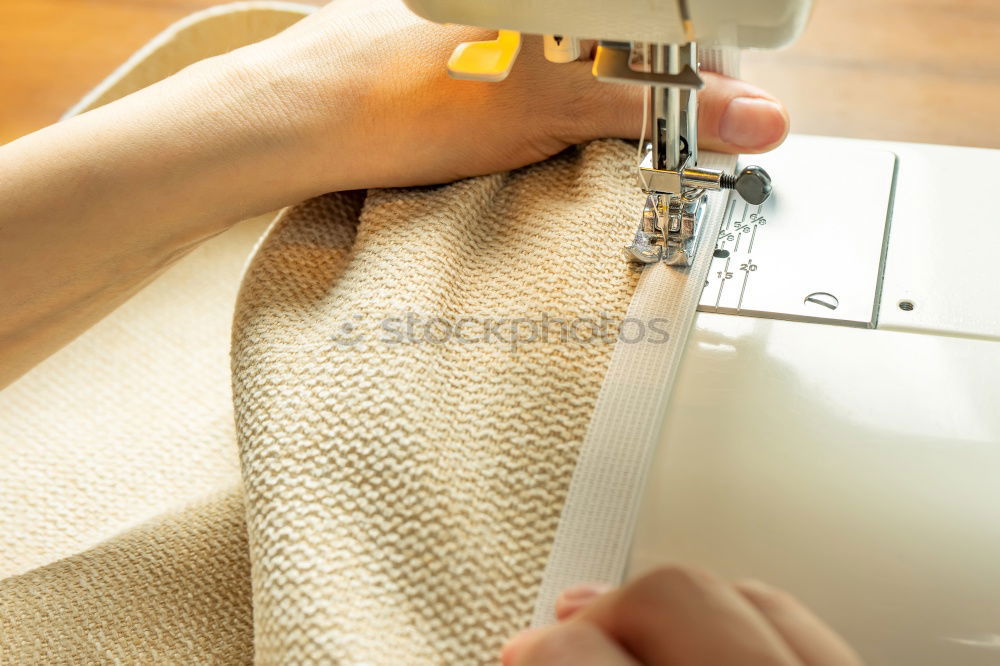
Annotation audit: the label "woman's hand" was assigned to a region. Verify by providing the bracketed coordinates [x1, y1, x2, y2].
[0, 0, 789, 386]
[502, 566, 862, 666]
[239, 0, 790, 191]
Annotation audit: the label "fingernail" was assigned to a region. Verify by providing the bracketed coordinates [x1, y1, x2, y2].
[559, 582, 613, 603]
[501, 628, 546, 665]
[719, 97, 788, 149]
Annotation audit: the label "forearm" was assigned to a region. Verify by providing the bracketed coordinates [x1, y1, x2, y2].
[0, 53, 330, 387]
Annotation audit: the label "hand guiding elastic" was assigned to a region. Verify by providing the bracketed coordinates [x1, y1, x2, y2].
[501, 567, 862, 666]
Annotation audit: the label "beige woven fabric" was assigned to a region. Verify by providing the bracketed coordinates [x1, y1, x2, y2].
[232, 140, 643, 663]
[0, 138, 643, 664]
[0, 209, 259, 660]
[0, 0, 304, 584]
[2, 4, 650, 664]
[0, 489, 253, 664]
[0, 5, 300, 663]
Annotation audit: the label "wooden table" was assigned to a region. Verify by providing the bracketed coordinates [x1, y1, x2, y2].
[743, 0, 1000, 149]
[2, 0, 999, 148]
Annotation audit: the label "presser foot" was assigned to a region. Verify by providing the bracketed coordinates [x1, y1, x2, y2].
[624, 192, 706, 267]
[625, 147, 773, 267]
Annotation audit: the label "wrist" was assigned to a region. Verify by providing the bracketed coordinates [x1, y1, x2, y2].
[141, 49, 334, 232]
[204, 39, 356, 198]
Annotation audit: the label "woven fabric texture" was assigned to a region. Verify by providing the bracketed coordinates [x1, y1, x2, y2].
[0, 5, 296, 663]
[0, 488, 253, 663]
[0, 5, 659, 663]
[231, 140, 644, 664]
[0, 207, 266, 665]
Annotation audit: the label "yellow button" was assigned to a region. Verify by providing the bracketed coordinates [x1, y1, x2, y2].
[447, 30, 522, 82]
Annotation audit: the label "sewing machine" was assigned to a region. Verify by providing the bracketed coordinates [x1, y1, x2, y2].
[404, 1, 1000, 663]
[404, 0, 808, 264]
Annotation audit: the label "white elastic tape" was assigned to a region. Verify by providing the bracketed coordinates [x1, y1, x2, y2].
[530, 50, 739, 621]
[700, 46, 740, 78]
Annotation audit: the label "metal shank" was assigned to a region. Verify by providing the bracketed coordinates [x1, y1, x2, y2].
[605, 39, 772, 267]
[623, 41, 718, 266]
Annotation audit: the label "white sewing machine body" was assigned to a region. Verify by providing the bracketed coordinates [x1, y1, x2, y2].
[630, 135, 1000, 665]
[403, 0, 811, 48]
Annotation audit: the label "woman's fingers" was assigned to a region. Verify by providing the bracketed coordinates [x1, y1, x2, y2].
[502, 622, 639, 666]
[554, 582, 613, 621]
[736, 580, 864, 666]
[575, 566, 802, 665]
[505, 568, 862, 666]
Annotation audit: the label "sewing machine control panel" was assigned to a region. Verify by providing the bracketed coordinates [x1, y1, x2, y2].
[699, 143, 898, 328]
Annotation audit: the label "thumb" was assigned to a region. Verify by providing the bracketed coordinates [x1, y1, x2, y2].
[696, 72, 789, 153]
[583, 70, 789, 154]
